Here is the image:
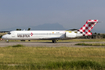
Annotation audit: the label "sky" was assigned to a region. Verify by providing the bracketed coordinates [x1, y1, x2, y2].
[0, 0, 105, 33]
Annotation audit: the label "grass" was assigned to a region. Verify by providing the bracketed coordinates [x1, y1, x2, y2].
[1, 61, 101, 70]
[0, 45, 105, 69]
[45, 61, 103, 70]
[75, 43, 105, 46]
[58, 39, 105, 42]
[8, 44, 24, 47]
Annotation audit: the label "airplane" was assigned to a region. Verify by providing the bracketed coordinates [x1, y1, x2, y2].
[2, 19, 98, 43]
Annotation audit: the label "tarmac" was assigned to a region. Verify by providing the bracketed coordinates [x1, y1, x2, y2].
[0, 41, 105, 47]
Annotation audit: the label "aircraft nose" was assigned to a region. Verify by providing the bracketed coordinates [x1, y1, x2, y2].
[2, 35, 7, 39]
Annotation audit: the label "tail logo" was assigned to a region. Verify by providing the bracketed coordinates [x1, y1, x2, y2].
[79, 20, 98, 36]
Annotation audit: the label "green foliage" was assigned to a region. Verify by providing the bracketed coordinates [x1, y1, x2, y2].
[28, 28, 31, 31]
[16, 29, 21, 31]
[75, 43, 105, 46]
[103, 35, 105, 38]
[10, 44, 24, 47]
[0, 35, 2, 38]
[45, 61, 103, 70]
[0, 61, 103, 70]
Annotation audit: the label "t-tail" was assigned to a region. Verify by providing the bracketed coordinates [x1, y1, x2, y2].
[78, 19, 98, 36]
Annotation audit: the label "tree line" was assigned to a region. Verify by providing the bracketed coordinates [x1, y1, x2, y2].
[79, 32, 105, 39]
[16, 28, 31, 31]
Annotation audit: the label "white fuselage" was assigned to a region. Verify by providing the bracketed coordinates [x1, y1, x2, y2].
[2, 19, 98, 43]
[2, 30, 82, 40]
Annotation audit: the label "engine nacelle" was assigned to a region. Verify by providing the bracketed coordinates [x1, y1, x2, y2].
[66, 31, 76, 38]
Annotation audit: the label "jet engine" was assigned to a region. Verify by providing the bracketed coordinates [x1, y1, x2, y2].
[66, 31, 76, 38]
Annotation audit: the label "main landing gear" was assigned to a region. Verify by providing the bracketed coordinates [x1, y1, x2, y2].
[52, 40, 57, 43]
[6, 40, 9, 43]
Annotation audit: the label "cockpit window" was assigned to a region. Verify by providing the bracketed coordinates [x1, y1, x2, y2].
[8, 32, 11, 35]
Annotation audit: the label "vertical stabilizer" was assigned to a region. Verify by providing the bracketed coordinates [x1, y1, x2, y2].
[79, 20, 98, 36]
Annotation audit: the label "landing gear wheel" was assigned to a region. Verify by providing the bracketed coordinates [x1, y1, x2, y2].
[6, 40, 9, 43]
[52, 40, 57, 43]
